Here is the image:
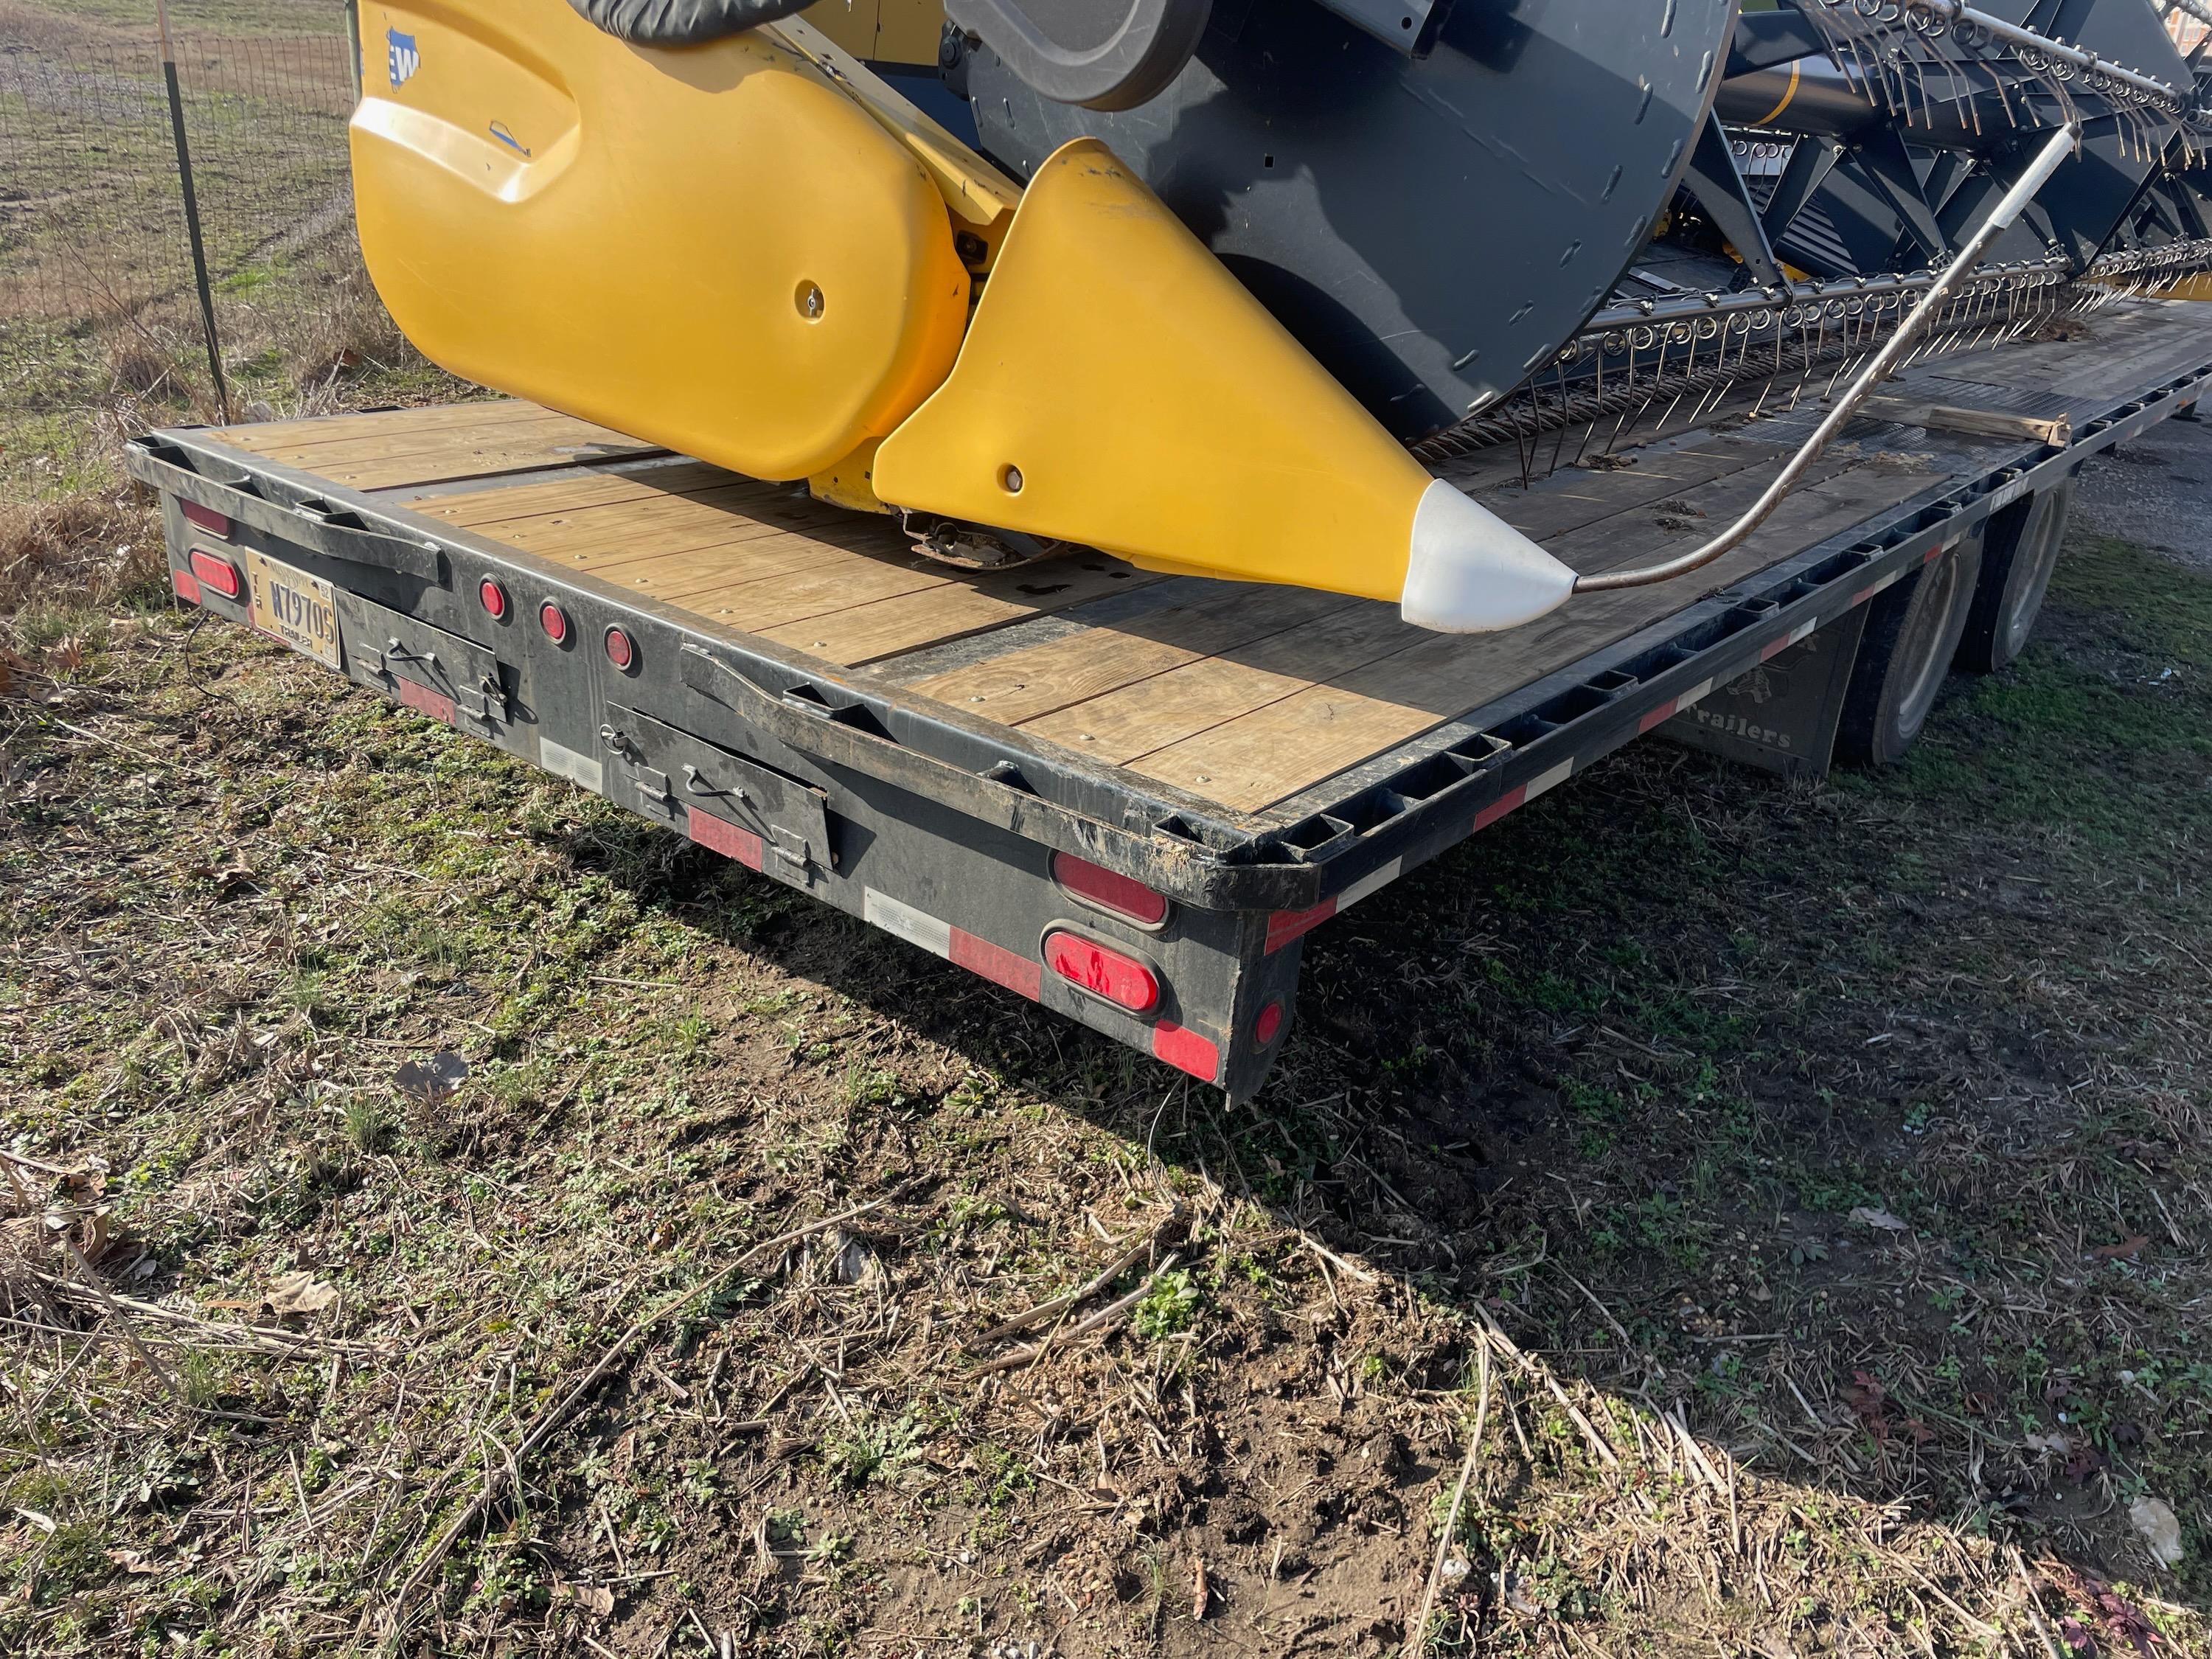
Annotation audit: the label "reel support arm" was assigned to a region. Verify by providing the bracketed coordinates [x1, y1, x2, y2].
[1573, 122, 2082, 598]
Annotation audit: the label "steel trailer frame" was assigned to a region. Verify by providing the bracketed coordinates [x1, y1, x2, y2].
[125, 347, 2212, 1100]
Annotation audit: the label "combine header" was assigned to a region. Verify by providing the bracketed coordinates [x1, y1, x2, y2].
[133, 1, 2212, 1094]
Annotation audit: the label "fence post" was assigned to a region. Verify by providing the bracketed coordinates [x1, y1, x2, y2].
[156, 0, 232, 425]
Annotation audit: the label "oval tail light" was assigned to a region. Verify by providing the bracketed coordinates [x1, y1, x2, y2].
[1044, 930, 1160, 1014]
[187, 547, 243, 600]
[1051, 852, 1169, 926]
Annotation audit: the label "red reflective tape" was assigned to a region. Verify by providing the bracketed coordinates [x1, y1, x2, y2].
[1923, 543, 1943, 563]
[395, 678, 456, 725]
[949, 928, 1043, 1001]
[171, 566, 202, 605]
[1264, 898, 1337, 955]
[685, 806, 763, 871]
[1759, 633, 1795, 662]
[1638, 699, 1678, 734]
[1151, 1020, 1220, 1083]
[1849, 585, 1876, 606]
[1472, 785, 1528, 832]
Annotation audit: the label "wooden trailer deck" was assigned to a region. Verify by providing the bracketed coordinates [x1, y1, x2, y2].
[210, 299, 2212, 818]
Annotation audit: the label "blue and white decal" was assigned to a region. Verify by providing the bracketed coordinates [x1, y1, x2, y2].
[386, 27, 419, 89]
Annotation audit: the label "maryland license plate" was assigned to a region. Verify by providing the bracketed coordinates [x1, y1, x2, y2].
[243, 550, 343, 669]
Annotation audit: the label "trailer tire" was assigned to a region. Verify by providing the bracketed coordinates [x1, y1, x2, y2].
[1955, 481, 2069, 675]
[1834, 538, 1983, 768]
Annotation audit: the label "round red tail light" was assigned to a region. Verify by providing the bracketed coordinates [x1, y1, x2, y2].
[538, 600, 570, 643]
[1254, 1001, 1284, 1046]
[479, 578, 509, 619]
[604, 625, 636, 671]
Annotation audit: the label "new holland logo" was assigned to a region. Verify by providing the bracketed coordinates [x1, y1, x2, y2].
[386, 27, 419, 88]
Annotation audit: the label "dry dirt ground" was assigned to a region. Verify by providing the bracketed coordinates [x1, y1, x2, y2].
[1, 455, 2210, 1658]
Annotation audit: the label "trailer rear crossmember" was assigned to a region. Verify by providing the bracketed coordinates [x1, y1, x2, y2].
[128, 299, 2212, 1099]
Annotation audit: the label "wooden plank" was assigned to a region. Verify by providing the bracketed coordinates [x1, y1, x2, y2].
[1474, 439, 1795, 541]
[404, 461, 742, 525]
[1860, 394, 2070, 445]
[214, 398, 549, 449]
[906, 581, 1363, 725]
[1020, 598, 1416, 762]
[223, 406, 622, 465]
[1125, 459, 1934, 811]
[756, 558, 1161, 666]
[568, 524, 922, 605]
[460, 485, 853, 566]
[302, 432, 663, 493]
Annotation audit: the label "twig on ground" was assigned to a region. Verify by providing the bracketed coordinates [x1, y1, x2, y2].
[970, 1202, 1186, 1348]
[1410, 1337, 1492, 1659]
[58, 1235, 179, 1399]
[974, 1253, 1184, 1374]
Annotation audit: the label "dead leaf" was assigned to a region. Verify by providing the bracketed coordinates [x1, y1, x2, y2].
[45, 637, 84, 672]
[2129, 1497, 2184, 1568]
[13, 1507, 55, 1535]
[1848, 1206, 1910, 1233]
[264, 1270, 340, 1317]
[45, 1206, 111, 1265]
[2090, 1236, 2149, 1261]
[394, 1051, 469, 1106]
[209, 861, 257, 898]
[1191, 1555, 1209, 1621]
[105, 1548, 157, 1575]
[554, 1581, 616, 1616]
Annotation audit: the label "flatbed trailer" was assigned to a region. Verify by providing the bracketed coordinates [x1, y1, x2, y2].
[127, 298, 2212, 1099]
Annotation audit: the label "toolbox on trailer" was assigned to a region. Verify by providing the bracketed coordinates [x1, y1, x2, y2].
[128, 299, 2212, 1099]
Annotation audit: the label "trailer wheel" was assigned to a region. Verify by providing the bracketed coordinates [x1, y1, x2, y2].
[1834, 538, 1983, 768]
[1955, 481, 2070, 675]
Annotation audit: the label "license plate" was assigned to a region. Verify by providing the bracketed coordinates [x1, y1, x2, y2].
[244, 550, 343, 669]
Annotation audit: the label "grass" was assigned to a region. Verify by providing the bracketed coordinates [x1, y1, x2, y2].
[1, 509, 2207, 1655]
[1, 0, 464, 505]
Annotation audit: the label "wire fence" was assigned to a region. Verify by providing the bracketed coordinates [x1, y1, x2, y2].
[0, 0, 440, 504]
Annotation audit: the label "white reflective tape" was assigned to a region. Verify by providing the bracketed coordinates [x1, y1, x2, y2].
[864, 888, 951, 958]
[1676, 677, 1715, 710]
[1338, 856, 1404, 911]
[1865, 567, 1906, 598]
[1787, 617, 1818, 648]
[1524, 759, 1574, 801]
[538, 737, 603, 794]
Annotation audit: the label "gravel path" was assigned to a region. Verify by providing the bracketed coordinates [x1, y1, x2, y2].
[2073, 408, 2212, 574]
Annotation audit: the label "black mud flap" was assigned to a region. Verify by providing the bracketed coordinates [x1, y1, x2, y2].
[602, 703, 835, 889]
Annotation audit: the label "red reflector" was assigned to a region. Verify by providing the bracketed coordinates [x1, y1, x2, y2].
[604, 625, 636, 670]
[479, 578, 509, 619]
[539, 601, 569, 643]
[1152, 1020, 1220, 1082]
[187, 547, 242, 599]
[1254, 1001, 1284, 1046]
[181, 500, 231, 538]
[1044, 930, 1160, 1014]
[1051, 852, 1169, 925]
